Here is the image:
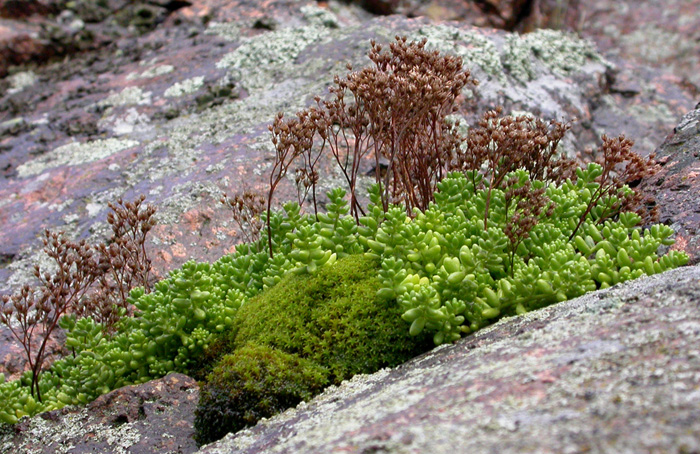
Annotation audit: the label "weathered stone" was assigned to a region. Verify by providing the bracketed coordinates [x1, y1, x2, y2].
[1, 372, 200, 454]
[530, 0, 700, 156]
[0, 0, 56, 19]
[641, 106, 700, 265]
[199, 265, 700, 453]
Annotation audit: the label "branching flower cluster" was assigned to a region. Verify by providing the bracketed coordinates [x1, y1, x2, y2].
[264, 36, 477, 256]
[221, 190, 266, 246]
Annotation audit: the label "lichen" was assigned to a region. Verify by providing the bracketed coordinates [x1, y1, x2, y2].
[164, 76, 206, 98]
[301, 4, 339, 28]
[0, 405, 142, 454]
[7, 71, 37, 95]
[205, 21, 242, 41]
[413, 25, 505, 81]
[216, 25, 331, 91]
[126, 64, 175, 80]
[502, 29, 609, 83]
[17, 138, 139, 178]
[99, 86, 152, 107]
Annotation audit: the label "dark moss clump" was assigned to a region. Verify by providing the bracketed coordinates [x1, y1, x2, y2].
[194, 343, 328, 445]
[194, 254, 432, 444]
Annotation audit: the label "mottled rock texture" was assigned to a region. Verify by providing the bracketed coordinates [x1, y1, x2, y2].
[642, 106, 700, 265]
[1, 373, 200, 454]
[199, 265, 700, 454]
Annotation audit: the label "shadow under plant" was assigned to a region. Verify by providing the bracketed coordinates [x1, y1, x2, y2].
[0, 37, 689, 447]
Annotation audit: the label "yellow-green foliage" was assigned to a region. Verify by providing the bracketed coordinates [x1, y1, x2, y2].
[229, 254, 432, 381]
[194, 254, 433, 444]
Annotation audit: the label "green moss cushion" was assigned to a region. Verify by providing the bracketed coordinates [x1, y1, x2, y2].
[229, 254, 432, 381]
[194, 254, 432, 444]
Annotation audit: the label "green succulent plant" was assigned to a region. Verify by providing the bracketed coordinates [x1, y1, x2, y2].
[366, 169, 687, 345]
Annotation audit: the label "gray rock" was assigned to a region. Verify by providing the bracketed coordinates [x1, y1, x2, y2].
[1, 373, 200, 454]
[199, 265, 700, 454]
[641, 106, 700, 264]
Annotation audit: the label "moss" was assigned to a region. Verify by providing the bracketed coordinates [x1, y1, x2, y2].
[228, 254, 432, 382]
[194, 343, 329, 445]
[194, 255, 432, 444]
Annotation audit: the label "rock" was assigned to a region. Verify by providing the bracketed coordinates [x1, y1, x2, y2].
[372, 0, 530, 28]
[198, 265, 700, 453]
[0, 0, 56, 19]
[0, 372, 200, 454]
[521, 0, 700, 155]
[0, 1, 698, 450]
[641, 106, 700, 265]
[0, 19, 51, 78]
[572, 0, 700, 91]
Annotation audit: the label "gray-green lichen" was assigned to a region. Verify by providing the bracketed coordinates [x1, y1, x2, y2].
[0, 407, 142, 454]
[216, 25, 331, 91]
[411, 25, 608, 87]
[204, 21, 242, 41]
[301, 4, 339, 28]
[7, 71, 37, 95]
[216, 26, 330, 71]
[17, 138, 139, 178]
[502, 29, 609, 83]
[413, 25, 505, 81]
[104, 107, 151, 136]
[99, 86, 152, 107]
[126, 64, 175, 81]
[164, 76, 206, 98]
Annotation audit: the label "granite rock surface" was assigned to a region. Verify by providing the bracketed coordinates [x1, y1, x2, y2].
[0, 372, 200, 454]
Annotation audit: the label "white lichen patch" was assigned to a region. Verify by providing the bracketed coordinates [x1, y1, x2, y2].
[17, 138, 139, 178]
[85, 202, 104, 217]
[7, 71, 37, 95]
[100, 86, 152, 107]
[0, 407, 143, 454]
[164, 76, 206, 98]
[104, 107, 151, 136]
[155, 180, 226, 226]
[126, 64, 175, 80]
[301, 4, 339, 28]
[205, 21, 242, 41]
[503, 29, 608, 83]
[216, 25, 330, 80]
[413, 25, 504, 81]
